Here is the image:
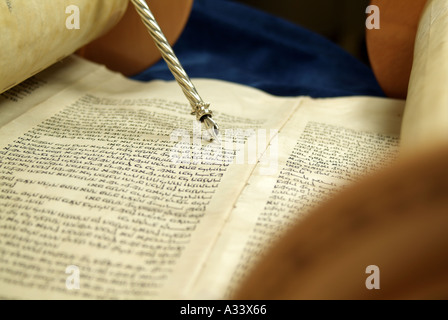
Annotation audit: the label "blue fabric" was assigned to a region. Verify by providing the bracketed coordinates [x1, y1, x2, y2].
[132, 0, 385, 98]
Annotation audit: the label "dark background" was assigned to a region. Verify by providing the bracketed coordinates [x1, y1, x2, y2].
[233, 0, 371, 65]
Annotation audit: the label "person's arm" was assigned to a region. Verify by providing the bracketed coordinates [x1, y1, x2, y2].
[77, 0, 193, 76]
[366, 0, 428, 99]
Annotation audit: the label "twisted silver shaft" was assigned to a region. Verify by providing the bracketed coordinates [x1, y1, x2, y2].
[130, 0, 219, 139]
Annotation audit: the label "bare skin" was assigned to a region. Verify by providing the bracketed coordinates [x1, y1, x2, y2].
[77, 0, 193, 76]
[81, 0, 427, 99]
[233, 1, 448, 300]
[367, 0, 428, 99]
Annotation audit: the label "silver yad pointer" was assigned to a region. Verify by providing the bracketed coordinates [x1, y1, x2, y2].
[130, 0, 220, 141]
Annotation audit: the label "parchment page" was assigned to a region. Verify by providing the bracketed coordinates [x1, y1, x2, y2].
[400, 0, 448, 153]
[189, 96, 405, 299]
[0, 0, 128, 94]
[0, 56, 103, 127]
[0, 58, 298, 299]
